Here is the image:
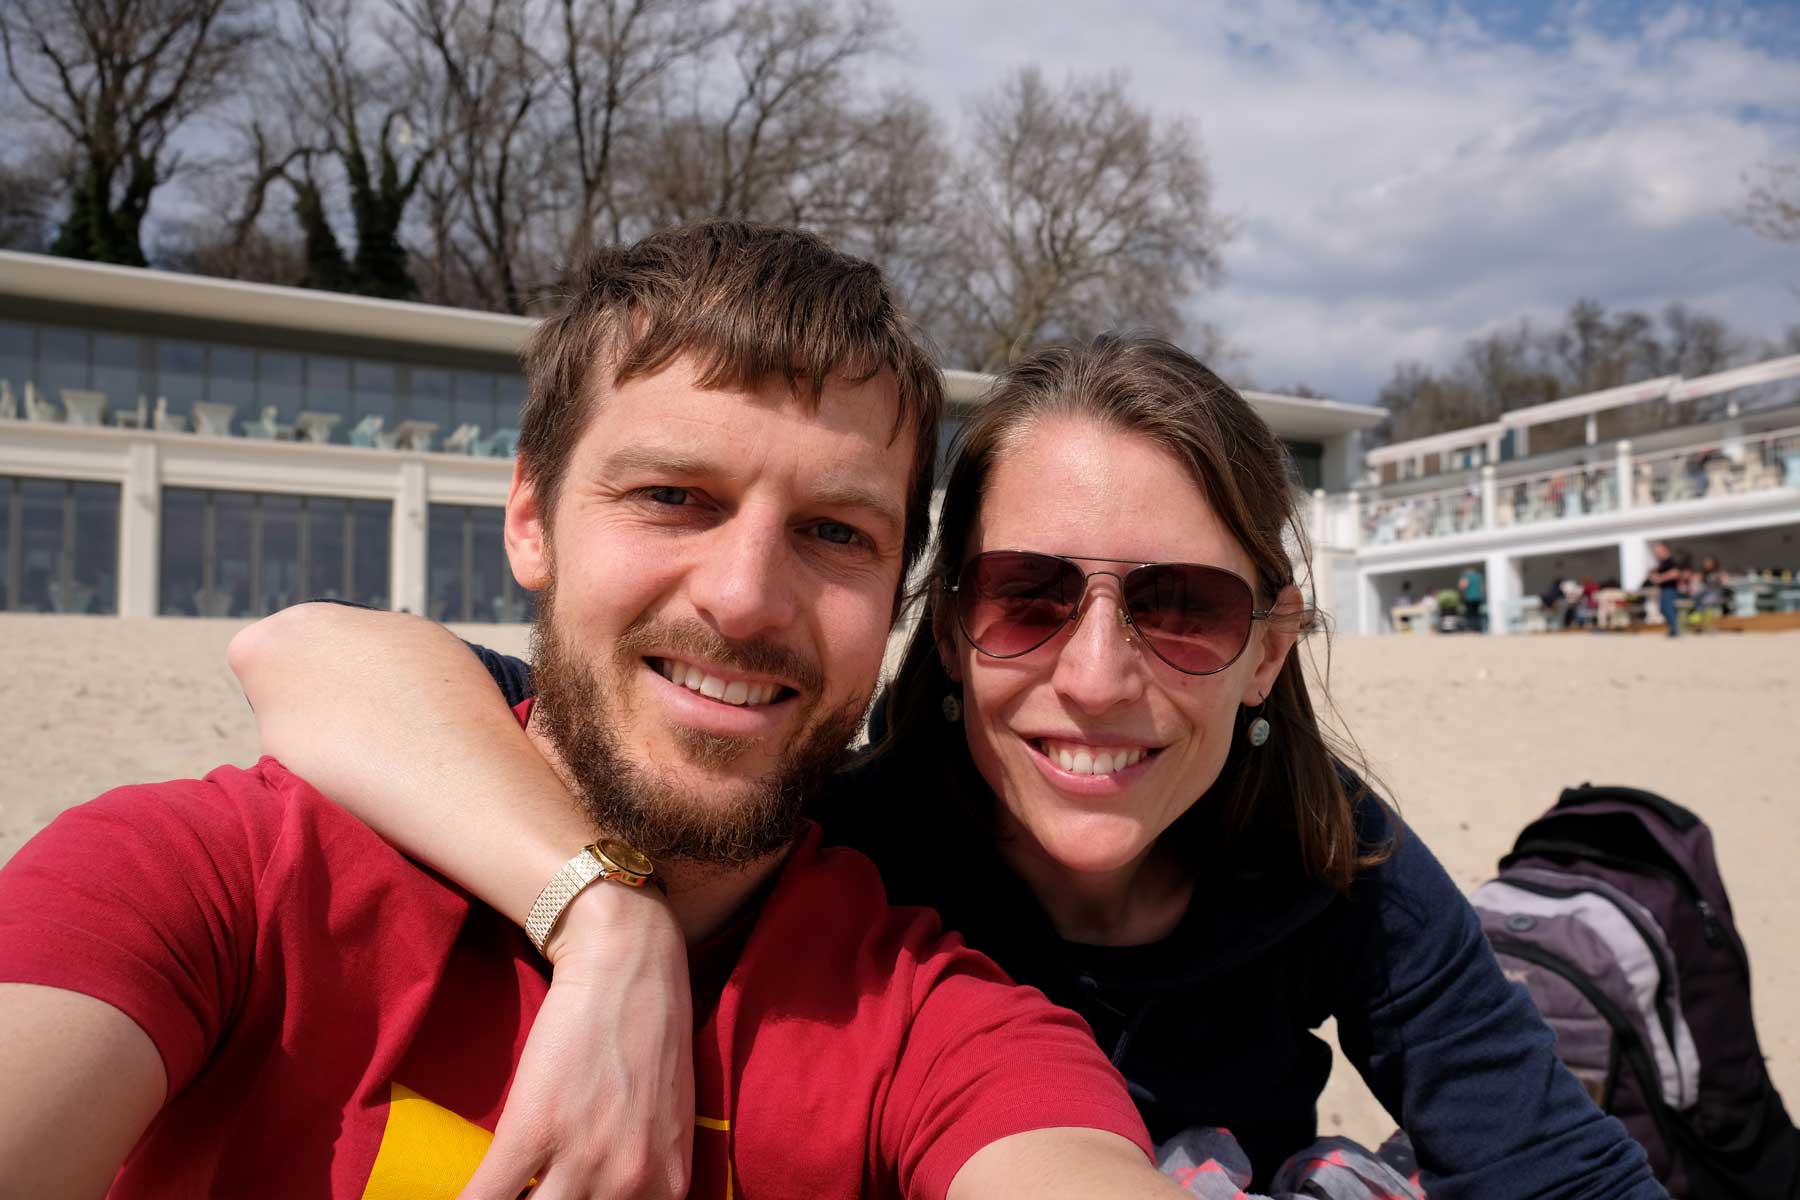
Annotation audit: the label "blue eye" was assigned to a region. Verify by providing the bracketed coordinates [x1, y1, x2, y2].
[815, 521, 858, 546]
[645, 486, 690, 506]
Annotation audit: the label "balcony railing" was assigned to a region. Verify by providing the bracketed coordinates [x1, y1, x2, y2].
[1339, 425, 1800, 548]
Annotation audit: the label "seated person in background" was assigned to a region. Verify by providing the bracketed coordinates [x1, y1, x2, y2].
[0, 222, 1173, 1200]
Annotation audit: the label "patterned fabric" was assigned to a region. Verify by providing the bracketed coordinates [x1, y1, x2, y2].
[1159, 1127, 1424, 1199]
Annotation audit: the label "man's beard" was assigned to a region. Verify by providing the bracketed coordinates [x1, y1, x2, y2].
[530, 580, 869, 868]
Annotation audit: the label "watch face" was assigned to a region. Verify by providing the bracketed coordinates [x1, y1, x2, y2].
[596, 837, 655, 877]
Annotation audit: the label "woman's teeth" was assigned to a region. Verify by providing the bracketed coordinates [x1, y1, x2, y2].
[1038, 739, 1148, 776]
[654, 659, 780, 706]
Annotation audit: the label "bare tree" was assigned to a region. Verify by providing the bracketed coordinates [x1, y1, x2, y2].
[0, 154, 58, 251]
[936, 68, 1231, 372]
[390, 0, 553, 311]
[0, 0, 262, 265]
[1737, 160, 1800, 243]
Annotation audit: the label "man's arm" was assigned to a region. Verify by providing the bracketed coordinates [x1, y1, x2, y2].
[0, 985, 166, 1200]
[948, 1129, 1186, 1199]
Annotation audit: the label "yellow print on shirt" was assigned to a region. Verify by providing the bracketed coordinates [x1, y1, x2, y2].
[361, 1084, 734, 1199]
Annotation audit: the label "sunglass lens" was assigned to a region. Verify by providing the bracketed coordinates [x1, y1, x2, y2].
[960, 552, 1084, 657]
[1124, 564, 1254, 673]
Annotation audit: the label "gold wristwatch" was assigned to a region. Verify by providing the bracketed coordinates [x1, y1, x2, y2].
[524, 837, 657, 955]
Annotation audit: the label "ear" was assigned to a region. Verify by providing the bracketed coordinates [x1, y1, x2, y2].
[1244, 583, 1304, 705]
[930, 583, 962, 683]
[504, 460, 551, 592]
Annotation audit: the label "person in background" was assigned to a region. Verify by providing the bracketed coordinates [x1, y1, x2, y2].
[1457, 565, 1486, 633]
[1646, 541, 1684, 637]
[235, 336, 1664, 1198]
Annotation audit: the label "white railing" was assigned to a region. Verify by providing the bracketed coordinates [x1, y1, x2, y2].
[1494, 460, 1620, 529]
[1629, 425, 1800, 508]
[1361, 482, 1483, 545]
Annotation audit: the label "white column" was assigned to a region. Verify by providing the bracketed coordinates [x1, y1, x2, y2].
[1310, 488, 1328, 550]
[1484, 552, 1520, 636]
[1585, 413, 1599, 445]
[1480, 465, 1497, 530]
[391, 459, 428, 615]
[1358, 570, 1381, 636]
[118, 438, 160, 618]
[1620, 537, 1651, 594]
[1345, 489, 1362, 549]
[1515, 425, 1530, 458]
[1616, 439, 1634, 512]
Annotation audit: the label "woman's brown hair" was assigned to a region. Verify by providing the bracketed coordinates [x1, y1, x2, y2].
[871, 334, 1390, 892]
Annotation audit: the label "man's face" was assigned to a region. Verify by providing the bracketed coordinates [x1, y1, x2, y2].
[506, 354, 913, 865]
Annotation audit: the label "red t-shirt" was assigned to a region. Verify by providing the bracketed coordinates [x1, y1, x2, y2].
[0, 752, 1147, 1197]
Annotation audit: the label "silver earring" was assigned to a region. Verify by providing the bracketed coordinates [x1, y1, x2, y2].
[942, 693, 962, 722]
[1247, 715, 1272, 748]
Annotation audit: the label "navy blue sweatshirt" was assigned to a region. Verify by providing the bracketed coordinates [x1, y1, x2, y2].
[476, 647, 1662, 1198]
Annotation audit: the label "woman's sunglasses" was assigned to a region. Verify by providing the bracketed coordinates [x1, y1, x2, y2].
[949, 550, 1276, 676]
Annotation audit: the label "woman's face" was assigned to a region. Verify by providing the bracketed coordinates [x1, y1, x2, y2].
[945, 416, 1298, 881]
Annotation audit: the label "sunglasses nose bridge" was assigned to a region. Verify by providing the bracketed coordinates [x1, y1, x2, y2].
[1069, 568, 1131, 630]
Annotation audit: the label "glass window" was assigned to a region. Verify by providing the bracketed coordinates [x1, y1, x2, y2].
[91, 334, 142, 411]
[17, 478, 65, 612]
[255, 493, 303, 614]
[306, 496, 349, 600]
[494, 374, 526, 432]
[410, 368, 453, 431]
[211, 345, 257, 419]
[212, 490, 255, 617]
[159, 488, 206, 615]
[0, 322, 31, 398]
[39, 326, 90, 404]
[305, 355, 351, 425]
[350, 499, 392, 608]
[453, 370, 497, 436]
[156, 340, 206, 418]
[259, 352, 304, 423]
[353, 362, 398, 433]
[0, 479, 14, 609]
[426, 504, 532, 623]
[72, 482, 119, 614]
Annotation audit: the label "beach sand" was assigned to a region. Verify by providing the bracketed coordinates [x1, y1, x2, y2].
[2, 612, 1796, 1149]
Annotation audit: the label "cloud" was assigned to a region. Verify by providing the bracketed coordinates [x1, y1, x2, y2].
[881, 0, 1800, 401]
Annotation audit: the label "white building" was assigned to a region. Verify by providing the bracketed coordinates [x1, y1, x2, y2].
[0, 250, 1382, 623]
[1314, 357, 1800, 634]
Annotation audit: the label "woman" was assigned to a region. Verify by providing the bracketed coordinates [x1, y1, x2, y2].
[234, 336, 1658, 1197]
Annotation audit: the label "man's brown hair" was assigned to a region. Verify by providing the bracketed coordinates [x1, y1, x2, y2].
[518, 220, 945, 574]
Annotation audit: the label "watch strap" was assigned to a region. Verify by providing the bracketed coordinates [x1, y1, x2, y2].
[525, 847, 609, 955]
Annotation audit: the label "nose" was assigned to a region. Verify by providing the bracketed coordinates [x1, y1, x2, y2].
[1049, 583, 1148, 715]
[685, 511, 799, 641]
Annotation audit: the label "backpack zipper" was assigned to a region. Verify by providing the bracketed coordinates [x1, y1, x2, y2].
[1511, 838, 1741, 966]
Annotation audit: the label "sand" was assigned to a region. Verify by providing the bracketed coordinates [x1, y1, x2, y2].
[2, 612, 1797, 1146]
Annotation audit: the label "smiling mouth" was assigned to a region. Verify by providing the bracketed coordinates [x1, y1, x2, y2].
[1031, 738, 1162, 776]
[648, 657, 796, 708]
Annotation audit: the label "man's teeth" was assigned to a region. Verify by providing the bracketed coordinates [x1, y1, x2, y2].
[654, 659, 779, 706]
[1039, 739, 1148, 776]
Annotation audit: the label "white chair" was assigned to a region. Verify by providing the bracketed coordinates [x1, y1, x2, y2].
[113, 395, 149, 429]
[294, 411, 342, 444]
[191, 402, 237, 437]
[152, 396, 189, 433]
[24, 381, 62, 422]
[349, 414, 384, 448]
[242, 406, 293, 439]
[388, 419, 439, 453]
[60, 388, 109, 426]
[441, 422, 480, 454]
[0, 380, 16, 420]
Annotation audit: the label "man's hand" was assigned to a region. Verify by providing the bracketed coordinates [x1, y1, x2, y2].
[458, 886, 695, 1200]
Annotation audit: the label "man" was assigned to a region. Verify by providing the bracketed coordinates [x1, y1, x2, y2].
[1457, 565, 1484, 633]
[0, 223, 1179, 1199]
[1646, 540, 1683, 637]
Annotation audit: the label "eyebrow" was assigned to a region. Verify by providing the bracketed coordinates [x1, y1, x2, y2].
[598, 446, 905, 538]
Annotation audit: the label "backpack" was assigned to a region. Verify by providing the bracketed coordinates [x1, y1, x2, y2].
[1470, 784, 1800, 1199]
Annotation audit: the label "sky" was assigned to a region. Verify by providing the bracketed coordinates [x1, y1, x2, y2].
[875, 0, 1800, 405]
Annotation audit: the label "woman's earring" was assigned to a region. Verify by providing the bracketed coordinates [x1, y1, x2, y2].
[1246, 703, 1271, 748]
[942, 693, 963, 723]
